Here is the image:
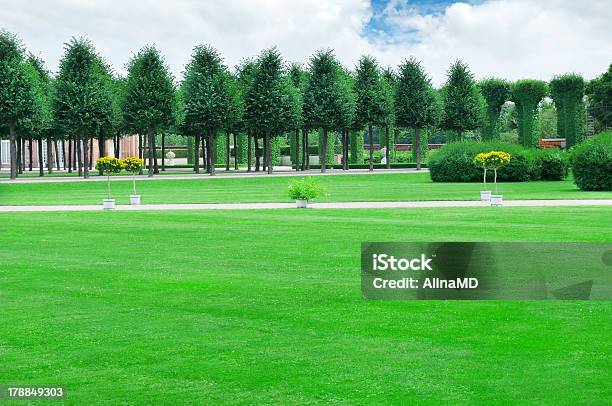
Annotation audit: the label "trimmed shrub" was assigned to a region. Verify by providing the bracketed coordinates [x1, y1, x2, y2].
[571, 131, 612, 191]
[535, 149, 568, 181]
[429, 141, 535, 182]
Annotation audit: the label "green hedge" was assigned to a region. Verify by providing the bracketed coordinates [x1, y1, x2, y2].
[428, 141, 568, 183]
[571, 131, 612, 191]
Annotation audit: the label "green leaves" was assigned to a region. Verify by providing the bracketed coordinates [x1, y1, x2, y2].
[550, 73, 585, 147]
[303, 50, 346, 130]
[0, 31, 34, 128]
[395, 57, 439, 129]
[587, 64, 612, 129]
[353, 55, 385, 128]
[478, 78, 510, 140]
[122, 45, 175, 134]
[440, 60, 483, 136]
[511, 79, 547, 147]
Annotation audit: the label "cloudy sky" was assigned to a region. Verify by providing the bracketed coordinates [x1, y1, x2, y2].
[1, 0, 610, 85]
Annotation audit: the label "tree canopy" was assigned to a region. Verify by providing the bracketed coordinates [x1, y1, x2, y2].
[587, 64, 612, 130]
[478, 78, 510, 140]
[511, 79, 547, 147]
[441, 60, 483, 139]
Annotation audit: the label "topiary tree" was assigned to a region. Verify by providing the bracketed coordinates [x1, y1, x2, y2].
[395, 58, 439, 170]
[380, 67, 396, 169]
[0, 30, 35, 179]
[54, 38, 113, 178]
[587, 64, 612, 131]
[245, 48, 293, 174]
[441, 60, 483, 141]
[303, 50, 346, 173]
[550, 73, 585, 148]
[511, 79, 548, 147]
[478, 78, 510, 140]
[353, 55, 385, 171]
[122, 46, 175, 177]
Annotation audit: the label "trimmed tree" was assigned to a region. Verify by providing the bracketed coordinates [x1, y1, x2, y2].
[53, 38, 112, 178]
[587, 64, 612, 131]
[353, 55, 385, 171]
[441, 60, 482, 141]
[0, 30, 35, 179]
[550, 73, 585, 148]
[182, 45, 231, 176]
[122, 46, 175, 177]
[478, 78, 510, 140]
[244, 48, 289, 174]
[511, 79, 547, 147]
[337, 67, 356, 170]
[303, 50, 345, 173]
[395, 58, 439, 170]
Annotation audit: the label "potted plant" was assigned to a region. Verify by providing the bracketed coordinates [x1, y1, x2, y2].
[95, 157, 124, 209]
[474, 154, 491, 201]
[122, 157, 144, 205]
[288, 177, 325, 208]
[474, 151, 511, 206]
[165, 150, 176, 166]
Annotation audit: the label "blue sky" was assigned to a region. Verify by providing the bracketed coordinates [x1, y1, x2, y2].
[364, 0, 483, 44]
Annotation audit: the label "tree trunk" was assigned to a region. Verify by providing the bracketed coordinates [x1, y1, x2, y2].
[209, 130, 216, 176]
[262, 134, 267, 172]
[194, 133, 200, 173]
[393, 128, 398, 160]
[152, 135, 159, 174]
[38, 138, 44, 177]
[233, 132, 238, 170]
[254, 134, 260, 172]
[294, 128, 300, 171]
[17, 136, 22, 174]
[54, 140, 61, 170]
[457, 129, 462, 142]
[83, 136, 90, 178]
[89, 138, 93, 170]
[344, 128, 349, 170]
[266, 130, 272, 174]
[9, 123, 17, 179]
[415, 127, 421, 171]
[385, 126, 390, 169]
[205, 134, 211, 173]
[368, 124, 374, 171]
[29, 138, 33, 171]
[68, 137, 72, 173]
[77, 137, 83, 176]
[46, 138, 53, 174]
[322, 128, 329, 173]
[247, 129, 252, 172]
[161, 133, 165, 171]
[304, 129, 310, 170]
[61, 140, 66, 170]
[225, 130, 230, 171]
[147, 131, 154, 177]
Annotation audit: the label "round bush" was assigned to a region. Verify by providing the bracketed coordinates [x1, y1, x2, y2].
[429, 142, 533, 182]
[538, 150, 568, 181]
[571, 131, 612, 191]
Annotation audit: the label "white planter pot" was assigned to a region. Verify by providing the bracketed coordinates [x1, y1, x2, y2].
[490, 195, 503, 206]
[480, 190, 492, 201]
[130, 195, 141, 205]
[296, 199, 308, 208]
[103, 199, 115, 210]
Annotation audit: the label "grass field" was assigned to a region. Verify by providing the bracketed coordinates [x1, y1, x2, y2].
[1, 207, 611, 404]
[1, 172, 611, 205]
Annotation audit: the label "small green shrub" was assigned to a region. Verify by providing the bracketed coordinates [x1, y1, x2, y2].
[571, 131, 612, 191]
[536, 149, 568, 181]
[288, 177, 326, 201]
[429, 142, 534, 182]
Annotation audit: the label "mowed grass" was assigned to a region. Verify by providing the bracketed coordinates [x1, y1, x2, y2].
[1, 207, 611, 404]
[1, 172, 610, 205]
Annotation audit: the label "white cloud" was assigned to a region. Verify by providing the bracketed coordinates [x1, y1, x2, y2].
[0, 0, 610, 86]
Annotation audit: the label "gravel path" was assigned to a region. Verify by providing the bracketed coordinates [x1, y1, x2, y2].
[1, 199, 611, 212]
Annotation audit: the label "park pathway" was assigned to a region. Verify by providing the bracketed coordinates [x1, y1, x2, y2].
[1, 199, 611, 212]
[0, 168, 427, 184]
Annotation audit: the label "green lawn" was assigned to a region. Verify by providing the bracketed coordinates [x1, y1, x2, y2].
[1, 207, 611, 404]
[1, 172, 610, 205]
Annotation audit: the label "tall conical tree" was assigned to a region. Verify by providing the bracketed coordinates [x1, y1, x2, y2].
[54, 37, 112, 178]
[479, 78, 510, 140]
[244, 48, 288, 174]
[303, 50, 345, 173]
[182, 45, 231, 176]
[441, 60, 483, 141]
[353, 55, 385, 171]
[395, 58, 439, 170]
[0, 30, 35, 179]
[511, 79, 547, 147]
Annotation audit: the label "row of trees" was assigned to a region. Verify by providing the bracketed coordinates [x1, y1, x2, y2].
[1, 29, 610, 179]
